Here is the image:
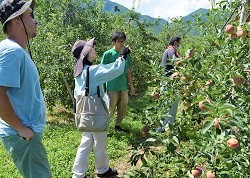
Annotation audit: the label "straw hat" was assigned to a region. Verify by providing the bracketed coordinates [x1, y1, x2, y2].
[72, 38, 95, 77]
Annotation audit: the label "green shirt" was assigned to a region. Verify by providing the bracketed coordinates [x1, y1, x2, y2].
[101, 48, 131, 91]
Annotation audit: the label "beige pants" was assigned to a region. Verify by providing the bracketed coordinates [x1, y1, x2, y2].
[107, 90, 128, 126]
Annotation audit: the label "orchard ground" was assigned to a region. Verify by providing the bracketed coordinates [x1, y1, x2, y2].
[0, 94, 148, 178]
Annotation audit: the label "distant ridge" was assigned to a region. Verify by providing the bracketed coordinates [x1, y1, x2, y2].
[103, 0, 167, 32]
[103, 0, 208, 32]
[184, 8, 208, 22]
[103, 0, 128, 13]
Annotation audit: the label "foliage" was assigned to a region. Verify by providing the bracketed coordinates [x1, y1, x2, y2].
[29, 0, 163, 110]
[127, 0, 250, 177]
[32, 0, 112, 109]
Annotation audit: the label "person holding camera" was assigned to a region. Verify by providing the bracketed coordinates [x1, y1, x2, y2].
[72, 37, 130, 178]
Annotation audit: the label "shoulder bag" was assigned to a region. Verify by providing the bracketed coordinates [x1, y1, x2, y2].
[75, 67, 110, 132]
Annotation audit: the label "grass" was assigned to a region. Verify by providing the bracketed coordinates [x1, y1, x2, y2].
[0, 94, 149, 178]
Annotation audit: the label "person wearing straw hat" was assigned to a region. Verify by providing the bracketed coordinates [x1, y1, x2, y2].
[0, 0, 52, 177]
[72, 37, 130, 178]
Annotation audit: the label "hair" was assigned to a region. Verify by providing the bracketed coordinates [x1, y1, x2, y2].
[111, 31, 126, 42]
[169, 36, 181, 45]
[73, 46, 93, 66]
[73, 45, 93, 66]
[82, 55, 93, 66]
[3, 20, 11, 33]
[72, 45, 83, 59]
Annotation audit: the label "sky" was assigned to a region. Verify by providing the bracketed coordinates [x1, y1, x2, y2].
[109, 0, 220, 20]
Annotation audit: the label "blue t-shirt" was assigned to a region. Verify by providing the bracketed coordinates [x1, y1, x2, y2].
[0, 39, 46, 137]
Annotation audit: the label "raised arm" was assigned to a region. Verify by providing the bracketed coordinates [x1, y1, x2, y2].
[91, 57, 126, 86]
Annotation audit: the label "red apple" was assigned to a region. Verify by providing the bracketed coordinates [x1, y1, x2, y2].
[206, 171, 216, 178]
[198, 100, 210, 111]
[237, 30, 247, 38]
[213, 118, 220, 128]
[206, 80, 212, 86]
[182, 76, 189, 82]
[225, 24, 234, 34]
[151, 92, 160, 100]
[229, 33, 236, 39]
[233, 16, 238, 22]
[171, 72, 180, 79]
[227, 138, 239, 149]
[191, 166, 202, 177]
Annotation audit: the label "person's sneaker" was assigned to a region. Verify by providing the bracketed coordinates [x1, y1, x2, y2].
[97, 167, 118, 177]
[115, 125, 128, 133]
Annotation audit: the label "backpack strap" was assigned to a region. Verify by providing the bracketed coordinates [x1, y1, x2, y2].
[97, 86, 100, 97]
[85, 66, 101, 97]
[85, 67, 90, 96]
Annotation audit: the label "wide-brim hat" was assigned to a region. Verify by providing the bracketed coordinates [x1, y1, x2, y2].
[72, 37, 95, 77]
[0, 0, 35, 26]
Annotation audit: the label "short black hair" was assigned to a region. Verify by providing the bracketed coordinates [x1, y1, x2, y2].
[111, 31, 126, 42]
[169, 36, 181, 45]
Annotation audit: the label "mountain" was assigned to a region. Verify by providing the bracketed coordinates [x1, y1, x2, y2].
[103, 0, 167, 32]
[184, 8, 208, 23]
[103, 0, 208, 32]
[103, 0, 128, 14]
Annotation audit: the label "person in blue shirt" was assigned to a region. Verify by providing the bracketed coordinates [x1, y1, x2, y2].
[72, 37, 130, 178]
[0, 0, 51, 177]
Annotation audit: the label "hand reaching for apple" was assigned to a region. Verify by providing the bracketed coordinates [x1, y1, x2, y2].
[189, 49, 194, 57]
[185, 49, 194, 59]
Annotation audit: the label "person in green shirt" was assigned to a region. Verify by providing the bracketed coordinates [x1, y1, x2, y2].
[101, 31, 135, 132]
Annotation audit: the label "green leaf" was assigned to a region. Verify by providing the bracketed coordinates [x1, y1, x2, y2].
[201, 120, 214, 134]
[172, 136, 179, 145]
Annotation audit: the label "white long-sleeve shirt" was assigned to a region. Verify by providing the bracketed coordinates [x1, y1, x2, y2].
[74, 57, 125, 98]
